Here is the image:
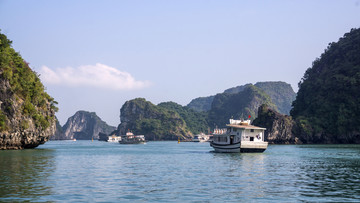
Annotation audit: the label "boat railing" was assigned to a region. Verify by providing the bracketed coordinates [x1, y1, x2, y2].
[213, 128, 228, 135]
[229, 119, 251, 125]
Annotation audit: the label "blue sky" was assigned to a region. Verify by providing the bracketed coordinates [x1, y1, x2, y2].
[1, 0, 359, 126]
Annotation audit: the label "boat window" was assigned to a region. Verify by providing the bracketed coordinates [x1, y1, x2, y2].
[250, 129, 254, 132]
[217, 137, 227, 142]
[250, 137, 254, 141]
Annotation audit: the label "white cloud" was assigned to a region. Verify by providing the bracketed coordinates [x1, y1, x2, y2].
[40, 63, 151, 90]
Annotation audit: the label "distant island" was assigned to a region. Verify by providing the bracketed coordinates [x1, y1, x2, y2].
[51, 111, 116, 140]
[187, 81, 296, 115]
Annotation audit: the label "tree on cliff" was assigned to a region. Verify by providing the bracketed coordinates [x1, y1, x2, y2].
[291, 28, 360, 143]
[0, 30, 57, 149]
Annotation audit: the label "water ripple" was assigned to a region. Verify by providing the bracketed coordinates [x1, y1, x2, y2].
[1, 142, 360, 202]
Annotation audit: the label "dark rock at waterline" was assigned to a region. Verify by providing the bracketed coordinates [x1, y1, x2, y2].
[253, 104, 301, 144]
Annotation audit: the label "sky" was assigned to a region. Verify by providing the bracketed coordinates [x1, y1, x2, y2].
[0, 0, 359, 127]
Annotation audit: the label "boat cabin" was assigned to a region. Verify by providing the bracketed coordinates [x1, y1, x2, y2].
[213, 119, 266, 144]
[107, 135, 122, 142]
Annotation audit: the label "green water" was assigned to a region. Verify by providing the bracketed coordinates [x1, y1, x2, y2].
[1, 141, 360, 202]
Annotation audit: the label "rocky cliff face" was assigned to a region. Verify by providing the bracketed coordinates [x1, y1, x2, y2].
[50, 118, 66, 140]
[253, 104, 300, 144]
[254, 82, 296, 115]
[208, 85, 277, 128]
[186, 96, 215, 112]
[187, 81, 296, 115]
[0, 32, 56, 149]
[61, 111, 116, 140]
[158, 102, 209, 135]
[118, 98, 192, 140]
[0, 77, 56, 149]
[224, 82, 296, 115]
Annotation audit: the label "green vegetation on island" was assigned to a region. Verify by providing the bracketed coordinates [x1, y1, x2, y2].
[187, 81, 296, 115]
[0, 31, 57, 149]
[186, 96, 215, 112]
[117, 82, 296, 140]
[208, 85, 277, 128]
[0, 31, 57, 131]
[118, 98, 192, 140]
[290, 28, 360, 143]
[158, 101, 209, 134]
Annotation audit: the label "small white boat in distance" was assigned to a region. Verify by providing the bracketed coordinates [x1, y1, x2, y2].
[192, 134, 200, 142]
[192, 133, 211, 142]
[210, 119, 268, 153]
[199, 134, 210, 142]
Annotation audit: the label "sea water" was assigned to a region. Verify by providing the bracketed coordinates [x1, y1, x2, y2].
[1, 141, 360, 202]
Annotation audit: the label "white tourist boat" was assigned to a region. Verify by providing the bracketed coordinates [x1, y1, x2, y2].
[119, 131, 146, 144]
[107, 135, 121, 142]
[210, 119, 268, 153]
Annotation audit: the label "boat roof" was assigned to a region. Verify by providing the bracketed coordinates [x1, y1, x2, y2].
[226, 124, 266, 130]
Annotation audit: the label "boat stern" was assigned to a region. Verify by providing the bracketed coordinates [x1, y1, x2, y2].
[240, 141, 268, 153]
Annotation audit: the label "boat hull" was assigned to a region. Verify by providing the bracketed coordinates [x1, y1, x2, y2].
[210, 141, 268, 153]
[240, 148, 266, 153]
[210, 142, 241, 153]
